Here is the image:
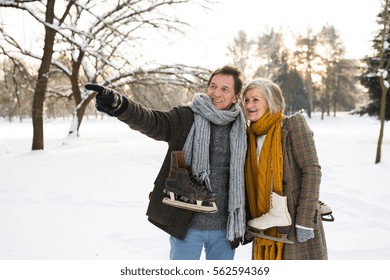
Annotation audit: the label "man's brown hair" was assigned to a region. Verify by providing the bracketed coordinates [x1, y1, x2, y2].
[207, 65, 243, 95]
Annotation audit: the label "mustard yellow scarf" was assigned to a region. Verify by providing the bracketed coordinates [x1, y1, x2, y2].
[245, 110, 285, 260]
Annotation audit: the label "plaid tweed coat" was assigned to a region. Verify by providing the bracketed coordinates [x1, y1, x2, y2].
[280, 113, 328, 260]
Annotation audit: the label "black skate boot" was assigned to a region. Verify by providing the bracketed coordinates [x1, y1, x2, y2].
[162, 151, 217, 213]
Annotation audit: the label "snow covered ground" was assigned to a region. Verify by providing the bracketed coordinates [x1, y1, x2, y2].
[0, 111, 389, 261]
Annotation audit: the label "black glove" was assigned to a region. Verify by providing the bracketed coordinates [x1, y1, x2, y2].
[230, 233, 254, 249]
[242, 232, 254, 245]
[85, 83, 128, 116]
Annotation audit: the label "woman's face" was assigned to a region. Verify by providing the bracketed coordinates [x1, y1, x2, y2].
[243, 88, 269, 122]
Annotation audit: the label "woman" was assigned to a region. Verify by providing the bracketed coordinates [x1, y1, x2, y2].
[242, 78, 327, 260]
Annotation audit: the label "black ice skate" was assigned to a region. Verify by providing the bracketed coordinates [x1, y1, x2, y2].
[162, 151, 218, 213]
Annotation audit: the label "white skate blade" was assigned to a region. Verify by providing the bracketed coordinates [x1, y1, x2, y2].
[162, 197, 218, 213]
[321, 213, 335, 222]
[246, 226, 294, 244]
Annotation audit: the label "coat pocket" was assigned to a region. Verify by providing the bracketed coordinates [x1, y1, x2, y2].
[146, 185, 193, 227]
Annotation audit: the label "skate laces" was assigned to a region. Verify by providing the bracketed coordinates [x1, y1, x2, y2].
[318, 200, 335, 222]
[318, 200, 332, 213]
[318, 200, 330, 210]
[187, 173, 207, 192]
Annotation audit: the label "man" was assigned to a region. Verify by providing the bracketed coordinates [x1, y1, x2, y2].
[85, 65, 247, 260]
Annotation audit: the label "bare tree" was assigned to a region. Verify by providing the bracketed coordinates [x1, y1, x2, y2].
[0, 0, 212, 148]
[253, 27, 287, 80]
[226, 30, 254, 80]
[0, 54, 35, 121]
[1, 0, 75, 149]
[317, 24, 345, 118]
[51, 0, 211, 136]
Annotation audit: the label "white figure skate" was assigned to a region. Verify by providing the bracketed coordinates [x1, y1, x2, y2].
[318, 200, 334, 222]
[162, 151, 218, 213]
[246, 192, 294, 244]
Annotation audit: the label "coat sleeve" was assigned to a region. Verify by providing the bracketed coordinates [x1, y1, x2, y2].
[116, 96, 189, 142]
[113, 97, 195, 239]
[115, 96, 193, 188]
[287, 114, 321, 228]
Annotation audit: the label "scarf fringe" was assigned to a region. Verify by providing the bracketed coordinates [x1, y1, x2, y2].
[227, 207, 246, 241]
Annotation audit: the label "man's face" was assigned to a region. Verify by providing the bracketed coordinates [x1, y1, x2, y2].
[207, 74, 238, 110]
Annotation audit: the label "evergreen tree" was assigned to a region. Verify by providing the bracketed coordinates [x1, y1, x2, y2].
[359, 0, 390, 120]
[293, 28, 318, 118]
[274, 53, 308, 115]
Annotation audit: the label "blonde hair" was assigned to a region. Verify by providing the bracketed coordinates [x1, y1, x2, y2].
[241, 78, 285, 114]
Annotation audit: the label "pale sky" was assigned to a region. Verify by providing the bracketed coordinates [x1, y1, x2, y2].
[0, 0, 381, 70]
[148, 0, 381, 68]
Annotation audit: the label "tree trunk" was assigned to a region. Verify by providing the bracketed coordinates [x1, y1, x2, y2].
[375, 0, 389, 164]
[67, 49, 94, 137]
[375, 77, 388, 163]
[31, 0, 56, 150]
[332, 74, 339, 117]
[68, 93, 96, 136]
[305, 70, 313, 118]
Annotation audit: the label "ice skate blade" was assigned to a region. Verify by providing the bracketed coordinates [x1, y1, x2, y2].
[321, 213, 335, 222]
[246, 226, 294, 244]
[162, 197, 218, 213]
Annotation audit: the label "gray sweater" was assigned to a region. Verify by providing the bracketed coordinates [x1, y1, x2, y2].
[190, 123, 231, 231]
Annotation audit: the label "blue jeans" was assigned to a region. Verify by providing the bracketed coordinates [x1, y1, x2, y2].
[170, 228, 235, 260]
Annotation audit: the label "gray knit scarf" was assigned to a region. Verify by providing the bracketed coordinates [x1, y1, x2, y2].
[183, 93, 247, 241]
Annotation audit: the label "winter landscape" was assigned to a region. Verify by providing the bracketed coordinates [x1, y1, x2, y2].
[0, 1, 386, 279]
[1, 111, 389, 261]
